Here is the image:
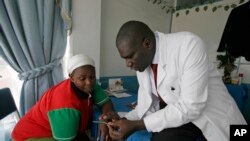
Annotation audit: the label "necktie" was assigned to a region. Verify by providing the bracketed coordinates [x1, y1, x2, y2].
[151, 64, 167, 109]
[151, 64, 158, 85]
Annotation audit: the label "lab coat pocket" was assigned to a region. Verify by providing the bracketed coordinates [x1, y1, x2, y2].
[159, 77, 180, 103]
[170, 81, 180, 97]
[165, 75, 180, 95]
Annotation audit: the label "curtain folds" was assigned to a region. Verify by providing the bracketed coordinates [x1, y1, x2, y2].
[0, 0, 72, 116]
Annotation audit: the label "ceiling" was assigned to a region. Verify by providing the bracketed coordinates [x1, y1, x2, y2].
[148, 0, 222, 11]
[176, 0, 222, 10]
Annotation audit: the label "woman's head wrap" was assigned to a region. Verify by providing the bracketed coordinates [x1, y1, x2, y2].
[67, 54, 95, 74]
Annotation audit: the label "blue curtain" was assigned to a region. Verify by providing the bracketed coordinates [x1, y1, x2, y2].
[0, 0, 72, 116]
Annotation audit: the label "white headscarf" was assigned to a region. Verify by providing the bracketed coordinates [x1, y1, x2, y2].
[67, 54, 95, 74]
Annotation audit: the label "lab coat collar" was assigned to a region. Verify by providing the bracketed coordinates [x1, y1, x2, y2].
[154, 31, 167, 87]
[157, 64, 167, 87]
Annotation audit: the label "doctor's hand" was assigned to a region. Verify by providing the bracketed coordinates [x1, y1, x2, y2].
[107, 119, 145, 141]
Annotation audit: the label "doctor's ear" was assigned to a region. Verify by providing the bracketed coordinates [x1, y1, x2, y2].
[143, 37, 152, 49]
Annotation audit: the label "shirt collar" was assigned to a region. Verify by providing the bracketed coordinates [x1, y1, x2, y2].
[71, 82, 92, 99]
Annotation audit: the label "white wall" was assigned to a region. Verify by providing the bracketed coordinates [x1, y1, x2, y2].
[71, 0, 101, 78]
[71, 0, 172, 77]
[100, 0, 172, 77]
[171, 0, 250, 83]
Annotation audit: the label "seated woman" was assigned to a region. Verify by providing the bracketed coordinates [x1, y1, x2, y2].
[12, 54, 117, 141]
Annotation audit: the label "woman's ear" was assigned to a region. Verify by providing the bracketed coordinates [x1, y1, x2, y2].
[69, 74, 74, 82]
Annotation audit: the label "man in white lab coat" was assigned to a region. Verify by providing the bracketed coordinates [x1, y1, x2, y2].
[107, 20, 247, 141]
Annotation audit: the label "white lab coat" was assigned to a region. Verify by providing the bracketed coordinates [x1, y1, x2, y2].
[125, 31, 247, 141]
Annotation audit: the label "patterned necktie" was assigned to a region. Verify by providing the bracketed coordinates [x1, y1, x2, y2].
[151, 64, 167, 109]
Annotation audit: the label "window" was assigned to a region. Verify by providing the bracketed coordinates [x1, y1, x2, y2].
[0, 57, 23, 111]
[62, 35, 72, 78]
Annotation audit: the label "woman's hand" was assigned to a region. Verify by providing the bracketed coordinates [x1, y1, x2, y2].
[98, 124, 111, 141]
[99, 111, 120, 122]
[107, 119, 137, 141]
[98, 111, 120, 141]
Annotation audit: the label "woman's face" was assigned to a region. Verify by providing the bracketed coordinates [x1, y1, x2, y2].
[69, 65, 96, 94]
